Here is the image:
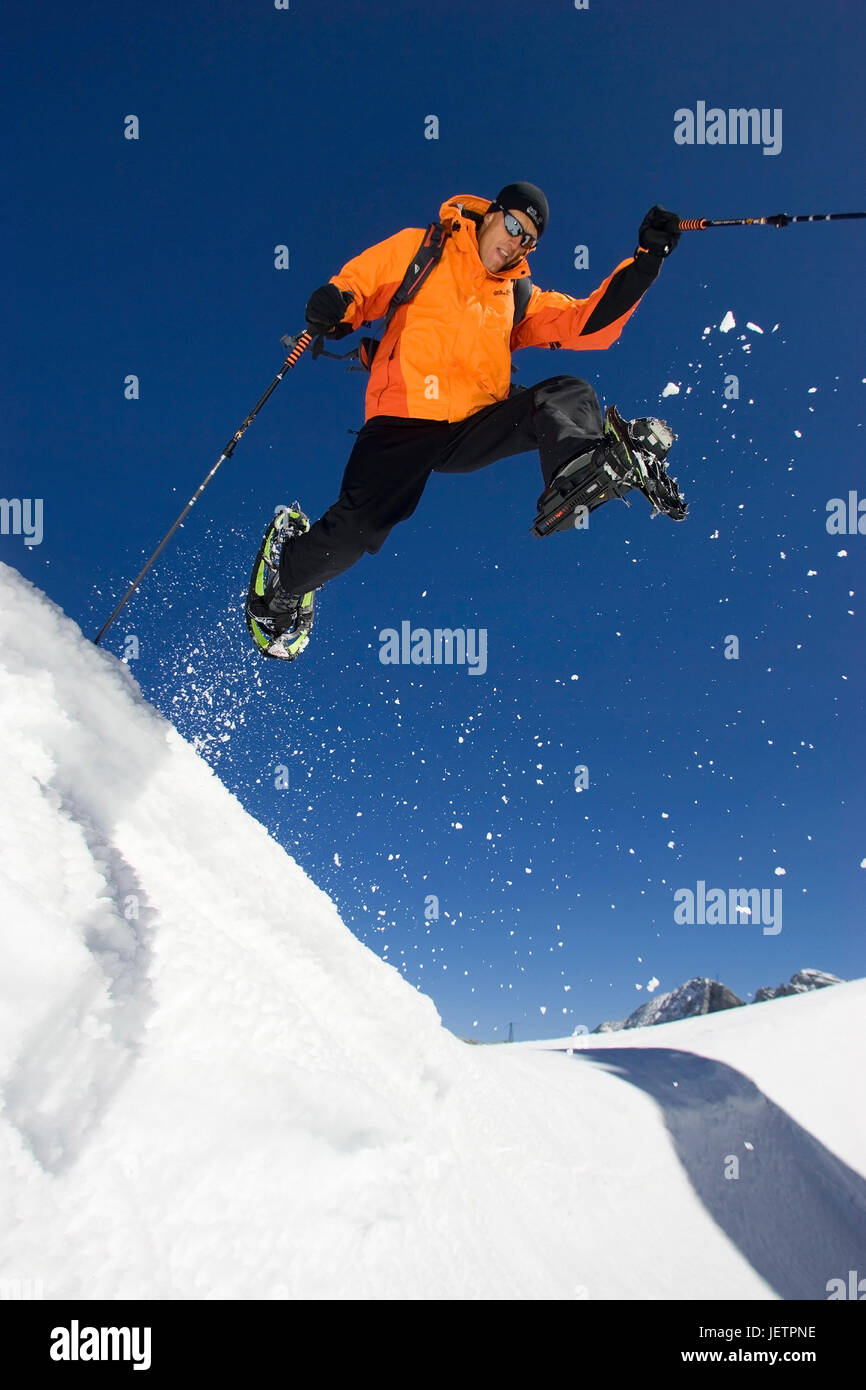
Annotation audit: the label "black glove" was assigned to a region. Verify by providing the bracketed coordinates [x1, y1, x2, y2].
[305, 284, 355, 334]
[637, 205, 681, 259]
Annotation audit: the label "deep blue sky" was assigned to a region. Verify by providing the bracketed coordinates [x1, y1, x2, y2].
[4, 0, 865, 1039]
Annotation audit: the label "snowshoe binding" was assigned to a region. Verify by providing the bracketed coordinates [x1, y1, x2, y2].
[245, 503, 315, 661]
[531, 404, 687, 537]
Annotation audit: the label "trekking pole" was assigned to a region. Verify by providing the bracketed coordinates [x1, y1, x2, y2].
[678, 210, 866, 230]
[93, 330, 314, 645]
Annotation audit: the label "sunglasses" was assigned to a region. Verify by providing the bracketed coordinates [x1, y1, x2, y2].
[491, 204, 537, 247]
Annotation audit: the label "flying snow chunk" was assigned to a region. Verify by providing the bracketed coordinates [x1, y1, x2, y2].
[648, 977, 660, 993]
[334, 852, 341, 867]
[746, 322, 764, 334]
[774, 867, 786, 876]
[860, 858, 866, 868]
[794, 430, 802, 438]
[661, 383, 680, 397]
[720, 311, 736, 333]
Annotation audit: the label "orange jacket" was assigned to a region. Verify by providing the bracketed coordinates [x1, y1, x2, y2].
[329, 193, 662, 423]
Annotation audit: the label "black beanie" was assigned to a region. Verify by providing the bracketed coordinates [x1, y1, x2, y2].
[493, 181, 549, 237]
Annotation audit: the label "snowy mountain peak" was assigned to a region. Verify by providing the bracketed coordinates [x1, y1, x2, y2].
[594, 977, 743, 1032]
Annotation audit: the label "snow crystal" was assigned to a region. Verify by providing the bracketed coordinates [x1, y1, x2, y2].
[746, 322, 764, 334]
[662, 382, 680, 397]
[719, 311, 736, 333]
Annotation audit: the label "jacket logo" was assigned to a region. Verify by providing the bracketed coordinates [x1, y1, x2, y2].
[492, 289, 509, 295]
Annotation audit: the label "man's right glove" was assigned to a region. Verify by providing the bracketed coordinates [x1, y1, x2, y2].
[305, 284, 355, 336]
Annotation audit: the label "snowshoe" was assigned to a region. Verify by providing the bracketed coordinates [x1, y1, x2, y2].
[245, 504, 316, 661]
[531, 405, 687, 537]
[603, 405, 687, 522]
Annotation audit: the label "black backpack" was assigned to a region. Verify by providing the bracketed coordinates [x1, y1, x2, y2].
[311, 214, 533, 372]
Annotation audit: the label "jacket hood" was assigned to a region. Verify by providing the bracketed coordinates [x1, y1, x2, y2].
[439, 193, 533, 281]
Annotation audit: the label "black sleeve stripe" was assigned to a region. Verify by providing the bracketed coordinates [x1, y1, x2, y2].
[580, 256, 661, 337]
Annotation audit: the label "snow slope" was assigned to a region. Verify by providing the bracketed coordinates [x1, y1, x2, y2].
[1, 563, 864, 1301]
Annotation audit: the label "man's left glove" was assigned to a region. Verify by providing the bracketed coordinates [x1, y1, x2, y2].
[636, 205, 681, 259]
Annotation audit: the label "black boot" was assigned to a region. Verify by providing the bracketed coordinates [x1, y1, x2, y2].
[531, 405, 686, 536]
[247, 570, 304, 635]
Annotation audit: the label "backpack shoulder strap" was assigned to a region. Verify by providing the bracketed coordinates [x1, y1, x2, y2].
[513, 275, 532, 326]
[381, 221, 448, 332]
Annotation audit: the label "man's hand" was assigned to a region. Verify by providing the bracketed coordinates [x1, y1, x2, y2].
[305, 284, 355, 335]
[637, 206, 681, 259]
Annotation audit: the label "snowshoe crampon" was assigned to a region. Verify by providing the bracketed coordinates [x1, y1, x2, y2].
[245, 504, 315, 661]
[531, 405, 687, 537]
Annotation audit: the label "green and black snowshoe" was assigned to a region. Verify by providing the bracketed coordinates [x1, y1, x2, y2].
[245, 504, 315, 661]
[531, 404, 687, 537]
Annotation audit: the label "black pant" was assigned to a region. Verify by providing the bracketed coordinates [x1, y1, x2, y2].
[279, 374, 604, 594]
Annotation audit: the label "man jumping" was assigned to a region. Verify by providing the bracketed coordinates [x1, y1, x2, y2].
[247, 183, 686, 658]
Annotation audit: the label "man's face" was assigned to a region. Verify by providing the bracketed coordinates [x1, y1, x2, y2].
[476, 206, 538, 273]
